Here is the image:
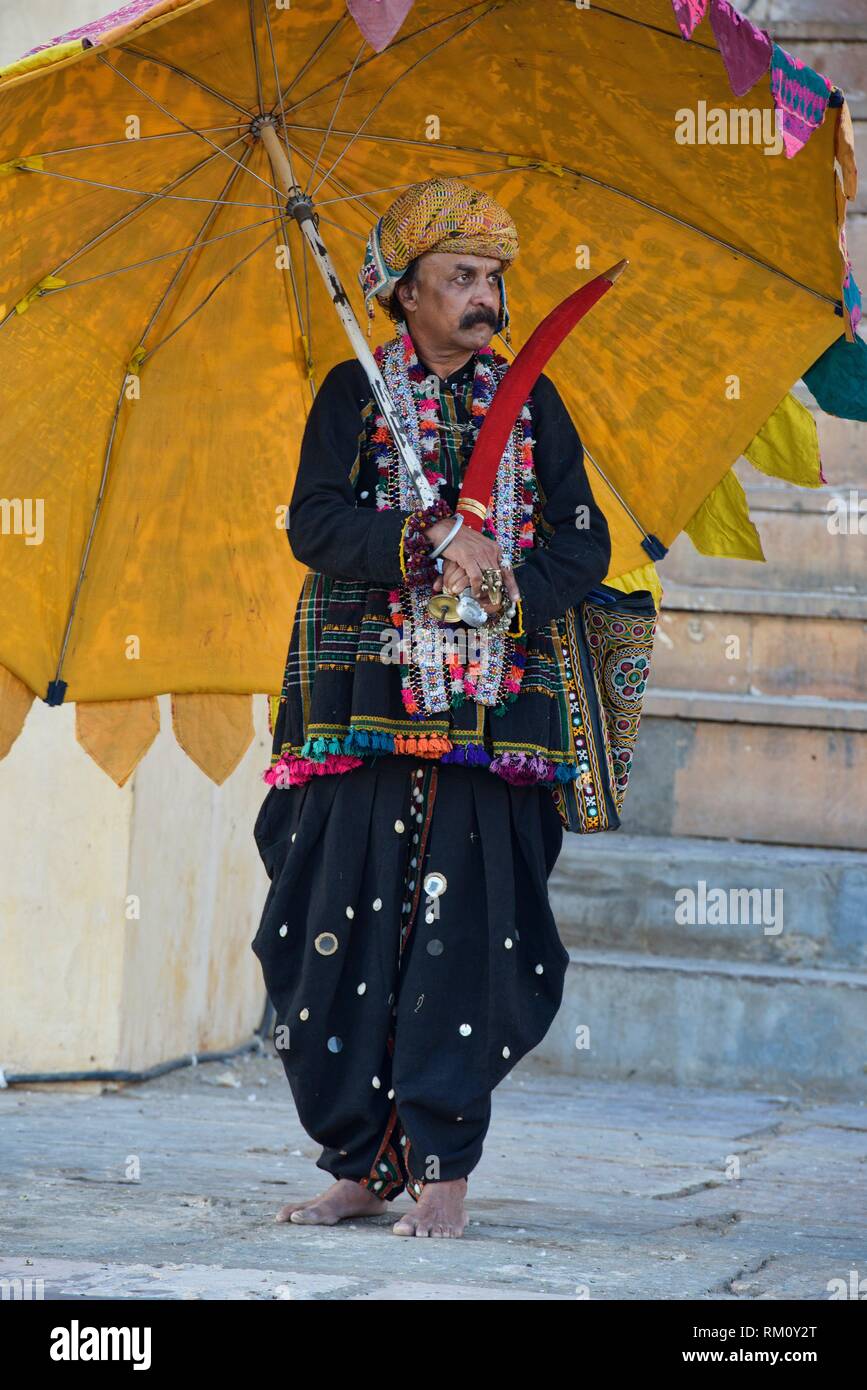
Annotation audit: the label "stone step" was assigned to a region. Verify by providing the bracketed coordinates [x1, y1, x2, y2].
[658, 496, 867, 595]
[619, 713, 867, 851]
[534, 948, 867, 1099]
[549, 832, 867, 970]
[655, 581, 867, 620]
[651, 604, 867, 703]
[644, 688, 867, 730]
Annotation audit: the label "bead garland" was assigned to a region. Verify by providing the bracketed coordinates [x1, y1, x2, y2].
[369, 321, 539, 718]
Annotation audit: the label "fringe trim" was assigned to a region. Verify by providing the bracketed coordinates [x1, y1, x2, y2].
[488, 750, 558, 785]
[263, 753, 364, 788]
[262, 731, 583, 789]
[392, 732, 453, 755]
[440, 743, 492, 768]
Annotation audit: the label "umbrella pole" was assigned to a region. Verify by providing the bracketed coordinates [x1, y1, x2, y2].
[258, 122, 436, 511]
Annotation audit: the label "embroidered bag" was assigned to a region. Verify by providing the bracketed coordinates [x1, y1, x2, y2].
[550, 582, 658, 834]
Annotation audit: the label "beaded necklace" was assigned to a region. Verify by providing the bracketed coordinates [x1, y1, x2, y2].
[370, 320, 538, 719]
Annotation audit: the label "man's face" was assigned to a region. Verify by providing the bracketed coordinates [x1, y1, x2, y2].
[395, 251, 503, 352]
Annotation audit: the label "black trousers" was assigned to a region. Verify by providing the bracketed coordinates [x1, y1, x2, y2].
[252, 754, 567, 1202]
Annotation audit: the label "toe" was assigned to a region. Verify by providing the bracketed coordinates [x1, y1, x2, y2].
[289, 1205, 325, 1224]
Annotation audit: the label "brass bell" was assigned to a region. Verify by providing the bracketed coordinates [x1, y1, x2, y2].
[427, 590, 462, 622]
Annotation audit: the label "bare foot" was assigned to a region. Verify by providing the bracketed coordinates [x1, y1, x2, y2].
[392, 1178, 468, 1237]
[275, 1179, 386, 1226]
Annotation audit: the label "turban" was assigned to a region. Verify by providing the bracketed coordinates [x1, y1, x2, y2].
[358, 176, 518, 340]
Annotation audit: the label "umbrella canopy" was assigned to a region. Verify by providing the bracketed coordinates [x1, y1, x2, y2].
[0, 0, 860, 782]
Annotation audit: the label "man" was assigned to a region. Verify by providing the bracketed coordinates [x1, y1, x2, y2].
[253, 177, 611, 1238]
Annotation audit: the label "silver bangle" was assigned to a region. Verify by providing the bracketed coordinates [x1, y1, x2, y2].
[428, 513, 464, 561]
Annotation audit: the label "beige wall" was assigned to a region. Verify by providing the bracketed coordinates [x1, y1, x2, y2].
[0, 693, 271, 1075]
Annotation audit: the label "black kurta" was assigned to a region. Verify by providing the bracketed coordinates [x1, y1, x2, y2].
[267, 352, 613, 784]
[285, 353, 610, 633]
[253, 346, 611, 1203]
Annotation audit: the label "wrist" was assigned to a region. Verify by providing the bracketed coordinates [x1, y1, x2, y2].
[399, 498, 452, 586]
[422, 517, 455, 547]
[428, 513, 463, 560]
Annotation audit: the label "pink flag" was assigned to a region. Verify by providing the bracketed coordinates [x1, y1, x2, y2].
[346, 0, 416, 52]
[671, 0, 709, 40]
[709, 0, 772, 98]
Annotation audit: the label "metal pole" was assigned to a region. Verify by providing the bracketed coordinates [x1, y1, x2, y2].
[259, 120, 436, 511]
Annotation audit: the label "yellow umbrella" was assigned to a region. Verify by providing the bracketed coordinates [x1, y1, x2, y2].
[0, 0, 860, 783]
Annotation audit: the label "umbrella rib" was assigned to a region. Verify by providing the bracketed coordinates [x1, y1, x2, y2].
[261, 153, 374, 396]
[282, 0, 718, 126]
[277, 1, 829, 303]
[50, 153, 260, 689]
[42, 216, 275, 293]
[27, 126, 246, 158]
[14, 163, 277, 210]
[304, 39, 367, 198]
[95, 52, 282, 198]
[248, 0, 266, 115]
[255, 1, 328, 396]
[0, 136, 252, 334]
[310, 6, 501, 199]
[119, 44, 253, 118]
[581, 444, 658, 542]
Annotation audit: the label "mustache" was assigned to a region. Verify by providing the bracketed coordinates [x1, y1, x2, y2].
[460, 306, 497, 328]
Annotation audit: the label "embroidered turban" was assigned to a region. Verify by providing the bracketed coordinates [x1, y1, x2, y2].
[358, 176, 519, 339]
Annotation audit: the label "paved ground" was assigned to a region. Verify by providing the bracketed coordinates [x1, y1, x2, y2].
[1, 1049, 864, 1300]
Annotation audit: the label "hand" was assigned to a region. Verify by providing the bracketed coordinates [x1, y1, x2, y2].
[424, 518, 506, 599]
[433, 556, 521, 619]
[475, 564, 521, 618]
